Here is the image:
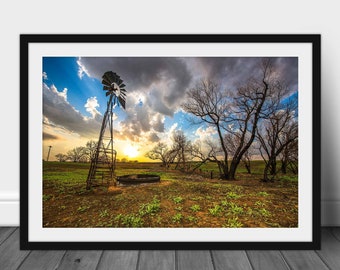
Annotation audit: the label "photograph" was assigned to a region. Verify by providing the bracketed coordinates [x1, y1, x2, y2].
[42, 56, 299, 229]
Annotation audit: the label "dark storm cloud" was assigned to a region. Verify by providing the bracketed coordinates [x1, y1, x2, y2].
[79, 57, 192, 109]
[272, 57, 298, 91]
[191, 57, 298, 92]
[146, 88, 174, 116]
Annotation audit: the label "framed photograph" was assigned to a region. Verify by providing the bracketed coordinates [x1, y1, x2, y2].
[20, 34, 321, 250]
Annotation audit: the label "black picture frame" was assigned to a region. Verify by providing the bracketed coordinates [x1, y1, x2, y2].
[20, 34, 321, 250]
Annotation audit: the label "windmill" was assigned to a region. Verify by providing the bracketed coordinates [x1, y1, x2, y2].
[86, 71, 127, 190]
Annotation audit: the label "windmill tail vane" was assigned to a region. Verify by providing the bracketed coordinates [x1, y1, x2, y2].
[86, 71, 127, 190]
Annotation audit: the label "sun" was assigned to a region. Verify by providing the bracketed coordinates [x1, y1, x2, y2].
[123, 145, 139, 158]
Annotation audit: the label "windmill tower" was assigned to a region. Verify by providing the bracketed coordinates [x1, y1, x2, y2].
[86, 71, 127, 190]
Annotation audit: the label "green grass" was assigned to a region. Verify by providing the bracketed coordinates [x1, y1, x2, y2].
[258, 208, 271, 217]
[189, 204, 201, 212]
[99, 209, 110, 218]
[225, 217, 243, 228]
[43, 194, 53, 201]
[139, 196, 161, 217]
[254, 201, 266, 207]
[172, 213, 183, 223]
[173, 196, 184, 204]
[225, 202, 243, 215]
[114, 214, 144, 227]
[257, 191, 270, 197]
[226, 191, 242, 199]
[209, 205, 223, 216]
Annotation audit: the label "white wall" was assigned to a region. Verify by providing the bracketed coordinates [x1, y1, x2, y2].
[0, 0, 339, 226]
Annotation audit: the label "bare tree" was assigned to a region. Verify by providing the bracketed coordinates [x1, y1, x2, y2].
[55, 153, 67, 162]
[182, 79, 231, 177]
[257, 98, 298, 181]
[67, 146, 86, 163]
[188, 139, 227, 175]
[171, 130, 192, 171]
[225, 133, 255, 174]
[183, 59, 281, 180]
[280, 137, 298, 174]
[85, 140, 98, 162]
[145, 142, 176, 167]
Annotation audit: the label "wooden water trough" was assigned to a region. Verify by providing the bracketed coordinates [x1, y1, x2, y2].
[116, 174, 160, 185]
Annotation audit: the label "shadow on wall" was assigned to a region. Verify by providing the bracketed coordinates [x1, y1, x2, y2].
[321, 75, 340, 225]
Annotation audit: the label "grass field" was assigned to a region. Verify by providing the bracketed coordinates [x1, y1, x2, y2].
[43, 161, 298, 228]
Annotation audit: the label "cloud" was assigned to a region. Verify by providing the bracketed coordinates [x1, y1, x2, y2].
[84, 96, 101, 119]
[43, 132, 60, 141]
[75, 57, 298, 143]
[146, 88, 174, 116]
[117, 101, 165, 142]
[42, 71, 48, 80]
[77, 57, 192, 114]
[43, 83, 102, 138]
[77, 57, 91, 79]
[195, 126, 217, 141]
[191, 57, 298, 93]
[148, 132, 160, 143]
[75, 57, 195, 143]
[150, 114, 165, 133]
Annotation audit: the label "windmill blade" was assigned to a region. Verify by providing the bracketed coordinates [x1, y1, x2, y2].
[116, 78, 123, 85]
[101, 71, 127, 110]
[118, 96, 126, 109]
[102, 79, 111, 86]
[102, 71, 115, 84]
[102, 73, 111, 82]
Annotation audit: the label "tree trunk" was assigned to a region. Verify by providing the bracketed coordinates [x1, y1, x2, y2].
[263, 157, 276, 182]
[281, 159, 287, 174]
[270, 159, 277, 175]
[243, 160, 251, 174]
[218, 161, 230, 180]
[262, 163, 270, 182]
[228, 159, 241, 180]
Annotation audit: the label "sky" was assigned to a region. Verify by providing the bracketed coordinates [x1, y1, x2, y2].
[42, 57, 298, 161]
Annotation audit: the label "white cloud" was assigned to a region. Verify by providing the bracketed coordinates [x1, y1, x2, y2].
[169, 123, 178, 134]
[42, 71, 48, 80]
[49, 84, 68, 103]
[84, 96, 101, 119]
[58, 88, 68, 102]
[195, 126, 217, 141]
[77, 57, 91, 79]
[157, 122, 179, 145]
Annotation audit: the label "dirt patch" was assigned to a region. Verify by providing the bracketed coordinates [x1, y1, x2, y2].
[43, 162, 298, 228]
